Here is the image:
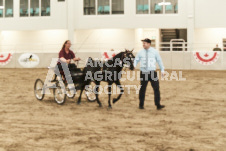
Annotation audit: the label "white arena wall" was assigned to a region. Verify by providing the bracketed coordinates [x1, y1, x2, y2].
[0, 30, 68, 52]
[2, 28, 226, 53]
[1, 28, 226, 70]
[194, 28, 226, 51]
[74, 29, 136, 52]
[195, 0, 226, 28]
[0, 29, 160, 52]
[1, 51, 226, 71]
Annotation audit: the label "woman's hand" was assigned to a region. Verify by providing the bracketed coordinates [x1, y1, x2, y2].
[66, 59, 71, 64]
[60, 57, 67, 63]
[74, 58, 81, 61]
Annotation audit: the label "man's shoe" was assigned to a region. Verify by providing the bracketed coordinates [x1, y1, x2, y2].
[139, 106, 145, 109]
[157, 105, 165, 110]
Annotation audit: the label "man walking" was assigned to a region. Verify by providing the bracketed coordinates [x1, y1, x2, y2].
[134, 38, 165, 110]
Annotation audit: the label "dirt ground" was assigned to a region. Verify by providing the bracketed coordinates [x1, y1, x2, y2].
[0, 69, 226, 151]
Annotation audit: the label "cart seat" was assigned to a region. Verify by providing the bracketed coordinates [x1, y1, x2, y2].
[71, 71, 84, 77]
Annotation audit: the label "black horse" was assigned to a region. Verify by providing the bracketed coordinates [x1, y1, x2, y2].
[77, 49, 135, 109]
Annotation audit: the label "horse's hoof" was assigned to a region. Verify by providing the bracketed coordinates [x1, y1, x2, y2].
[98, 104, 102, 108]
[113, 98, 117, 104]
[77, 101, 81, 105]
[108, 106, 112, 110]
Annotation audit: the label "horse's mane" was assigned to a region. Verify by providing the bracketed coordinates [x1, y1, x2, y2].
[106, 51, 124, 64]
[112, 52, 124, 60]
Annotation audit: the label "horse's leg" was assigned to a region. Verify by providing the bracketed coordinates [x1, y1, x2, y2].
[77, 83, 85, 105]
[95, 81, 102, 107]
[108, 82, 113, 109]
[113, 80, 124, 104]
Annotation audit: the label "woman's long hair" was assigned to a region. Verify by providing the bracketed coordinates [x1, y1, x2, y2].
[61, 40, 70, 50]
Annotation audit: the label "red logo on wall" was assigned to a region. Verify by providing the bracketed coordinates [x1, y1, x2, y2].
[193, 52, 220, 65]
[0, 53, 13, 66]
[101, 51, 118, 61]
[103, 52, 116, 60]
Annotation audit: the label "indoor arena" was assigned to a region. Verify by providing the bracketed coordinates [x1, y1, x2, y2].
[0, 0, 226, 150]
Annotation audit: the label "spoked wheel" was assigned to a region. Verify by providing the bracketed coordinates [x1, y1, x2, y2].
[65, 84, 76, 99]
[53, 80, 67, 105]
[34, 79, 45, 101]
[85, 82, 96, 102]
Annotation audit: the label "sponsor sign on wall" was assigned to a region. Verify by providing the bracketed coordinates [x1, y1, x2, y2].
[193, 51, 220, 65]
[18, 53, 40, 68]
[102, 51, 118, 61]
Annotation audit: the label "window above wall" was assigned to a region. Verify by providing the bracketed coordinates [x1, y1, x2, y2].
[136, 0, 178, 14]
[0, 0, 14, 18]
[84, 0, 124, 15]
[20, 0, 50, 17]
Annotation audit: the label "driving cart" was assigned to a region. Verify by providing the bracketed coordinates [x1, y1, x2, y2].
[34, 61, 96, 105]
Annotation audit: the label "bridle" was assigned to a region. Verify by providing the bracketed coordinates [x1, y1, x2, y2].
[121, 51, 134, 71]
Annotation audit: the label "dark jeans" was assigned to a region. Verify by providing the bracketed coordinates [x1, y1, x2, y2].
[139, 71, 161, 107]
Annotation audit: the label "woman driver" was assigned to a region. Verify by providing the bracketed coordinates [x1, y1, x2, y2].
[57, 40, 81, 82]
[59, 40, 80, 64]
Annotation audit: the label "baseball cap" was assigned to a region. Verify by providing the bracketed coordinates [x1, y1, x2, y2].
[141, 38, 152, 44]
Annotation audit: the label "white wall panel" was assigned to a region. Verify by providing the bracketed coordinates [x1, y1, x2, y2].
[195, 0, 226, 28]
